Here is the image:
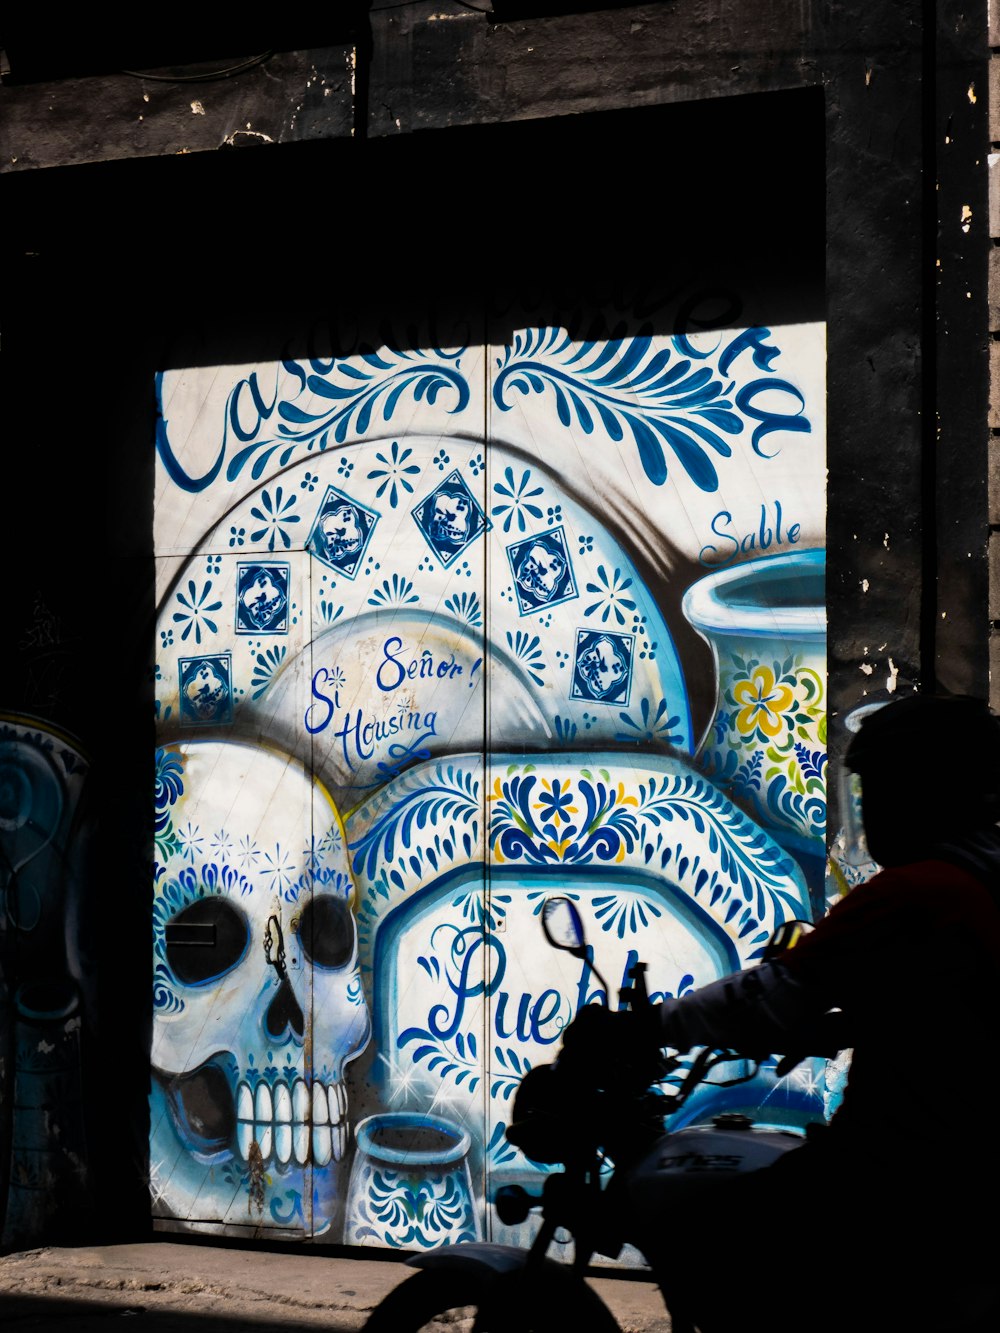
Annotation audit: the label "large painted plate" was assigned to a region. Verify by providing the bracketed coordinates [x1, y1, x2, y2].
[342, 749, 814, 1246]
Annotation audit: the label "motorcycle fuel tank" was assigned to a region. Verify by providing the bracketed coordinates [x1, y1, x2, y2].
[622, 1115, 805, 1223]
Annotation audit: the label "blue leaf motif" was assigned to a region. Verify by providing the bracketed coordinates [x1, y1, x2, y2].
[492, 328, 812, 491]
[505, 630, 546, 686]
[224, 350, 469, 482]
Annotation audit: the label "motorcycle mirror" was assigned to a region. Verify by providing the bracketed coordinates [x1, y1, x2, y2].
[541, 896, 587, 955]
[541, 896, 614, 1002]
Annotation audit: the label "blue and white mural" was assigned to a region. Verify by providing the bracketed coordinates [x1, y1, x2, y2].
[152, 305, 828, 1248]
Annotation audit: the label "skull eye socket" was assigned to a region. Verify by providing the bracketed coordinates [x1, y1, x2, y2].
[165, 897, 250, 986]
[298, 894, 354, 970]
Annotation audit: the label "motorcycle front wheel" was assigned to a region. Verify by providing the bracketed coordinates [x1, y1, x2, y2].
[362, 1269, 489, 1333]
[362, 1264, 621, 1333]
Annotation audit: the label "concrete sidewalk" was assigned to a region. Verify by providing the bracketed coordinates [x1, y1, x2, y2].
[0, 1241, 671, 1331]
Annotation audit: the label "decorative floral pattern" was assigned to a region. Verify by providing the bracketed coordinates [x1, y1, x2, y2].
[204, 350, 470, 484]
[348, 763, 482, 961]
[701, 651, 826, 846]
[367, 440, 422, 508]
[368, 574, 419, 608]
[615, 697, 684, 746]
[346, 1165, 479, 1248]
[250, 645, 287, 699]
[490, 1045, 533, 1101]
[444, 590, 483, 627]
[492, 327, 812, 492]
[488, 766, 805, 937]
[733, 663, 796, 741]
[491, 466, 544, 533]
[584, 564, 637, 626]
[176, 822, 204, 863]
[533, 778, 577, 826]
[399, 1007, 482, 1094]
[172, 580, 222, 644]
[155, 748, 184, 823]
[249, 486, 300, 552]
[505, 630, 546, 685]
[259, 843, 297, 895]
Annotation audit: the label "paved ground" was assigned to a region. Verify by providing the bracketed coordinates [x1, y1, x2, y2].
[0, 1241, 671, 1332]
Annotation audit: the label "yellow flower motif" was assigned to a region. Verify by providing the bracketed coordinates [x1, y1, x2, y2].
[733, 665, 795, 739]
[532, 778, 577, 827]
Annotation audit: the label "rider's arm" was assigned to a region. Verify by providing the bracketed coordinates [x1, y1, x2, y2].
[561, 953, 847, 1066]
[657, 957, 825, 1056]
[657, 869, 928, 1057]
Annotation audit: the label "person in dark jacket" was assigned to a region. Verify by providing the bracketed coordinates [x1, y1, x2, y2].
[563, 693, 1000, 1331]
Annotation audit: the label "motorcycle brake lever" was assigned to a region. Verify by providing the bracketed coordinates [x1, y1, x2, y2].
[622, 960, 650, 1008]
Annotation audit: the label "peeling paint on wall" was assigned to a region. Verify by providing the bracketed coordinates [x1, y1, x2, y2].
[221, 130, 275, 147]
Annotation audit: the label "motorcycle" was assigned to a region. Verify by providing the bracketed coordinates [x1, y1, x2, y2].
[362, 896, 812, 1333]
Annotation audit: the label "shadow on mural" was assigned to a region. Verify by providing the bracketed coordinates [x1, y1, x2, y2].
[145, 279, 841, 1256]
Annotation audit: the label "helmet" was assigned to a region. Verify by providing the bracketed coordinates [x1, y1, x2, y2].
[846, 694, 1000, 783]
[843, 693, 1000, 863]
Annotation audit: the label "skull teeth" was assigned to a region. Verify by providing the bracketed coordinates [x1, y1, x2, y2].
[236, 1078, 349, 1167]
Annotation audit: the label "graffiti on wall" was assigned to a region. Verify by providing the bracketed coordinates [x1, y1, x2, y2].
[0, 715, 92, 1246]
[151, 301, 828, 1247]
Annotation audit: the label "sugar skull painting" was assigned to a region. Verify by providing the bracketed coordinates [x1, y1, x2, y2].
[151, 740, 370, 1235]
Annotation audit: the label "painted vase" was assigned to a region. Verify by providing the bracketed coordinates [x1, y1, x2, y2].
[682, 548, 827, 870]
[343, 1111, 481, 1249]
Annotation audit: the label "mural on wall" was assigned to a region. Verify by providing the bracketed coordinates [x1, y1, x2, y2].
[152, 297, 828, 1248]
[0, 714, 92, 1246]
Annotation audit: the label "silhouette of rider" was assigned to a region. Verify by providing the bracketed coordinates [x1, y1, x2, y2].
[564, 693, 1000, 1332]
